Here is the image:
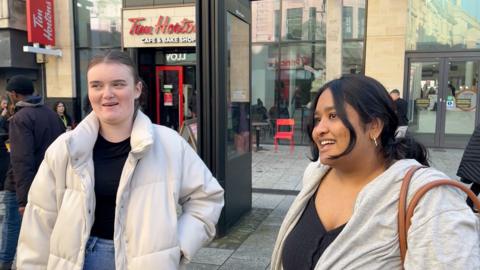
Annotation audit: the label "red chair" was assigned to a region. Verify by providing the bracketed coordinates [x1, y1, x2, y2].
[274, 119, 295, 153]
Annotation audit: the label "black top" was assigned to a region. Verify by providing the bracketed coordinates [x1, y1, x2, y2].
[282, 193, 345, 270]
[394, 98, 408, 126]
[91, 134, 131, 240]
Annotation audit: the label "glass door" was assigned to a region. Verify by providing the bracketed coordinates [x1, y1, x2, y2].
[406, 57, 480, 148]
[443, 59, 480, 147]
[155, 66, 184, 130]
[406, 59, 441, 146]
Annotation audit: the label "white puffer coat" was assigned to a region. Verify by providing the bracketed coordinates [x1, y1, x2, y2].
[16, 111, 224, 270]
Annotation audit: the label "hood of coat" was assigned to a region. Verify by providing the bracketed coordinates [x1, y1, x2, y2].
[66, 110, 154, 167]
[15, 95, 43, 110]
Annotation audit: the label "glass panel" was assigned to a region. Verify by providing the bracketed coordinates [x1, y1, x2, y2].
[407, 0, 480, 51]
[342, 41, 363, 74]
[407, 62, 440, 138]
[75, 0, 122, 48]
[252, 0, 280, 42]
[157, 69, 181, 130]
[227, 13, 251, 158]
[343, 0, 366, 40]
[445, 60, 479, 136]
[281, 0, 327, 41]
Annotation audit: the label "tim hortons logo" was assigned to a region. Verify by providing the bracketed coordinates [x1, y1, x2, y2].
[128, 16, 196, 35]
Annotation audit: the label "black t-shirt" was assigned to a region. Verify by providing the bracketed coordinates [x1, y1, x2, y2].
[282, 192, 345, 269]
[91, 134, 131, 240]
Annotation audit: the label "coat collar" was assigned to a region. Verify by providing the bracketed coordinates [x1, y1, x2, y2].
[66, 110, 154, 168]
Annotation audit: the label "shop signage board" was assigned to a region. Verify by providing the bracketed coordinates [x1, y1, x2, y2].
[26, 0, 55, 46]
[122, 6, 196, 48]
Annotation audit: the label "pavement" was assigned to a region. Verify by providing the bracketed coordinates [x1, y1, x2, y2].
[187, 144, 466, 270]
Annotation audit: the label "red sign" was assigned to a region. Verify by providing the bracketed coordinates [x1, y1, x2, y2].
[128, 16, 196, 36]
[26, 0, 55, 46]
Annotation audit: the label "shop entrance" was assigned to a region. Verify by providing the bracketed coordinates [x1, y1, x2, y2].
[405, 53, 480, 148]
[155, 66, 184, 130]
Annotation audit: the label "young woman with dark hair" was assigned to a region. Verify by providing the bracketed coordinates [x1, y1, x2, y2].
[271, 74, 479, 269]
[53, 101, 74, 130]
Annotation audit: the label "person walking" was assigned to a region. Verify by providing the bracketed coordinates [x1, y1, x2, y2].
[16, 51, 224, 270]
[0, 96, 13, 270]
[390, 89, 408, 138]
[1, 75, 65, 269]
[457, 123, 480, 207]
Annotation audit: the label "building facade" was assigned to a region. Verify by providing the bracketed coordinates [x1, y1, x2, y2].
[14, 0, 480, 149]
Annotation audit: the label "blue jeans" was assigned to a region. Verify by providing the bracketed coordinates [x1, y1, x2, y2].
[83, 237, 115, 270]
[0, 191, 21, 267]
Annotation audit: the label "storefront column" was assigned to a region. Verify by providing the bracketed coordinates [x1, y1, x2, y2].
[364, 0, 408, 92]
[44, 0, 76, 99]
[325, 0, 342, 81]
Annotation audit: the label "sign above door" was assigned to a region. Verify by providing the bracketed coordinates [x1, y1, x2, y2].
[122, 6, 196, 48]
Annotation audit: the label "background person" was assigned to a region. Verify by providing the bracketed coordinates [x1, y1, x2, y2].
[53, 101, 74, 130]
[0, 95, 13, 270]
[270, 74, 479, 269]
[16, 51, 224, 269]
[2, 75, 65, 269]
[390, 89, 408, 138]
[457, 123, 480, 208]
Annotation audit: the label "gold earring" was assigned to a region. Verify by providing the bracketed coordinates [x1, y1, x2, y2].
[373, 137, 378, 147]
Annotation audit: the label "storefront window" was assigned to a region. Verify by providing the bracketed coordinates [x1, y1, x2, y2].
[407, 0, 480, 51]
[252, 0, 280, 42]
[342, 41, 363, 74]
[281, 0, 327, 41]
[74, 0, 122, 118]
[227, 13, 251, 158]
[75, 0, 122, 48]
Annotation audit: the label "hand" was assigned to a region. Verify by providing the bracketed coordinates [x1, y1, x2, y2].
[1, 109, 7, 117]
[18, 207, 25, 216]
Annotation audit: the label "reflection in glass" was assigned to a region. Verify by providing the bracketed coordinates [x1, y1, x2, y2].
[343, 0, 366, 40]
[75, 0, 122, 48]
[227, 14, 251, 158]
[342, 41, 363, 74]
[407, 0, 480, 51]
[445, 61, 479, 135]
[281, 0, 327, 41]
[252, 0, 281, 42]
[407, 62, 440, 136]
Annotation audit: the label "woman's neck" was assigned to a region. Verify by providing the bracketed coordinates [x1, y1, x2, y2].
[332, 154, 388, 188]
[98, 121, 133, 143]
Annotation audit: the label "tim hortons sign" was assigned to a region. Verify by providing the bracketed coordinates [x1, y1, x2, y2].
[122, 6, 196, 48]
[26, 0, 55, 46]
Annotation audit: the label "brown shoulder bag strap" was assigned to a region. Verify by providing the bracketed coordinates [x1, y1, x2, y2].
[398, 166, 480, 266]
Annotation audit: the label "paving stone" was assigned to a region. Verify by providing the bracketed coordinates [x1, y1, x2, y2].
[219, 257, 270, 270]
[186, 263, 220, 270]
[190, 248, 234, 265]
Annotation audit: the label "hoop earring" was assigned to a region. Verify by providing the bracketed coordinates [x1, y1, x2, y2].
[373, 137, 378, 147]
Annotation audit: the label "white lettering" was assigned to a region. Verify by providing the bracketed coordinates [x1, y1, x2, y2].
[42, 1, 54, 42]
[32, 10, 43, 28]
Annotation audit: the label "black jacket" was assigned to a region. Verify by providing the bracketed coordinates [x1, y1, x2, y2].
[6, 96, 65, 206]
[457, 124, 480, 184]
[394, 98, 408, 126]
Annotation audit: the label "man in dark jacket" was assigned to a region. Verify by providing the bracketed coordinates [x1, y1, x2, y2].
[390, 89, 409, 138]
[0, 75, 64, 268]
